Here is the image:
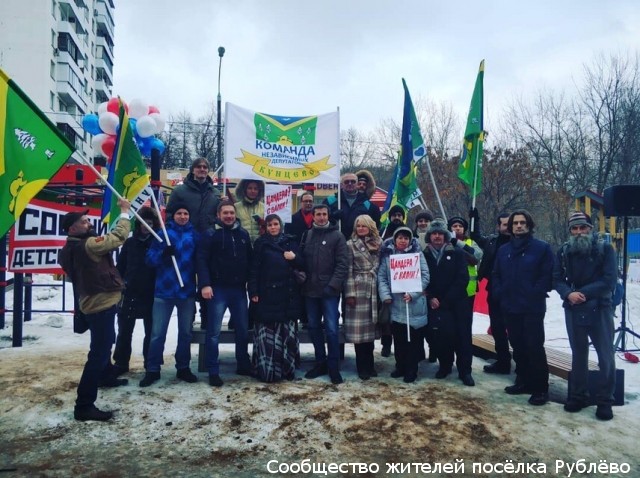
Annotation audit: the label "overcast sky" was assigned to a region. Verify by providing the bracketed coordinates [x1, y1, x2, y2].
[112, 1, 639, 136]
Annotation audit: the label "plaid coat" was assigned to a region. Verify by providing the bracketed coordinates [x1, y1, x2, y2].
[344, 237, 380, 343]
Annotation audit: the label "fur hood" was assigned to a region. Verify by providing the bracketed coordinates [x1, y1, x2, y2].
[234, 179, 265, 203]
[355, 169, 376, 199]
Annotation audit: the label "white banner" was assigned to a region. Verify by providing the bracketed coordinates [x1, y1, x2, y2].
[224, 102, 340, 184]
[265, 184, 292, 223]
[389, 253, 423, 293]
[8, 200, 104, 274]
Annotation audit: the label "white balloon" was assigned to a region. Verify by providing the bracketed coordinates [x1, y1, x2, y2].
[136, 115, 157, 138]
[149, 113, 166, 134]
[92, 133, 109, 149]
[128, 98, 149, 119]
[97, 101, 108, 115]
[98, 112, 119, 135]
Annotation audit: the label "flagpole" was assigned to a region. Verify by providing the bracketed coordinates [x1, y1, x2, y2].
[79, 158, 163, 242]
[470, 134, 481, 232]
[422, 152, 447, 221]
[336, 106, 341, 233]
[149, 187, 185, 288]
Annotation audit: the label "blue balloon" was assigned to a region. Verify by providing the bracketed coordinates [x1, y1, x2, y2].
[129, 118, 137, 137]
[82, 114, 102, 135]
[150, 137, 165, 155]
[138, 136, 153, 156]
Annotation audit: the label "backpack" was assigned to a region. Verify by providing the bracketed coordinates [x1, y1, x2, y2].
[558, 239, 623, 307]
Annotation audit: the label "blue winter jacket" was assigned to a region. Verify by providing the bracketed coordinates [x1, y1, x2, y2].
[492, 234, 554, 314]
[146, 220, 198, 299]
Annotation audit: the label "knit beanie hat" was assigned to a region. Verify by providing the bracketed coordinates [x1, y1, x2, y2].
[426, 218, 451, 242]
[170, 202, 190, 219]
[393, 226, 413, 241]
[568, 211, 592, 229]
[415, 210, 434, 223]
[389, 204, 406, 219]
[447, 216, 468, 232]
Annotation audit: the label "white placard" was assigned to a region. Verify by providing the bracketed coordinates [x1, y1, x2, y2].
[264, 184, 292, 223]
[389, 253, 423, 293]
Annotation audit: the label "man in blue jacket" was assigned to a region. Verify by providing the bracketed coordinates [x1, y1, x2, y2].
[197, 200, 253, 386]
[492, 209, 554, 406]
[324, 173, 381, 239]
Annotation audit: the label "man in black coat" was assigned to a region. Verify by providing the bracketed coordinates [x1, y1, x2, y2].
[470, 209, 512, 374]
[301, 205, 350, 384]
[423, 219, 471, 385]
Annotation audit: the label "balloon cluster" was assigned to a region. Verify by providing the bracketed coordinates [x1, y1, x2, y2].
[82, 98, 166, 159]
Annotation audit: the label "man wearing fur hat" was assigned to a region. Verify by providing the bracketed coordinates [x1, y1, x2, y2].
[553, 211, 617, 421]
[423, 218, 472, 385]
[493, 210, 553, 406]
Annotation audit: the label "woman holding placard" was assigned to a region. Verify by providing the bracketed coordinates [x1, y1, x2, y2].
[377, 227, 430, 383]
[344, 215, 382, 380]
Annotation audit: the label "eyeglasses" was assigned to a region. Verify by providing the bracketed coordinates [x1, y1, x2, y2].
[343, 180, 357, 185]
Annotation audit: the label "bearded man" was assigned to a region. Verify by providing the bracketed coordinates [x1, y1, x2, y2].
[553, 211, 617, 421]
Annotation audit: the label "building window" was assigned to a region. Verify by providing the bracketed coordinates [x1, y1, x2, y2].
[50, 61, 55, 80]
[50, 92, 55, 110]
[51, 0, 56, 18]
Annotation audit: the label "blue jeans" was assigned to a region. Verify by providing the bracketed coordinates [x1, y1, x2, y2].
[75, 305, 117, 410]
[305, 296, 340, 371]
[146, 297, 195, 372]
[205, 286, 250, 375]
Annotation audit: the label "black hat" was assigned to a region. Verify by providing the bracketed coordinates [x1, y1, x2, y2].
[389, 205, 406, 218]
[62, 209, 89, 233]
[447, 216, 468, 231]
[170, 203, 190, 218]
[356, 173, 369, 183]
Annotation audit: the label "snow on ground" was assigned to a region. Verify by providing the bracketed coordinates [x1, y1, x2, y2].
[0, 275, 639, 477]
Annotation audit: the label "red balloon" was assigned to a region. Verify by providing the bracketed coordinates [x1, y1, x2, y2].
[106, 98, 120, 115]
[148, 105, 160, 114]
[102, 135, 116, 158]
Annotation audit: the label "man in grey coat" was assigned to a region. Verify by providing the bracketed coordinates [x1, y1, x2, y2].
[301, 204, 351, 384]
[553, 211, 617, 421]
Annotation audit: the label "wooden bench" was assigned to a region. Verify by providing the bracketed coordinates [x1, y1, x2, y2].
[191, 325, 346, 372]
[472, 334, 599, 380]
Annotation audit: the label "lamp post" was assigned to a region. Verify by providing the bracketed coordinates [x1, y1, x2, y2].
[217, 46, 225, 182]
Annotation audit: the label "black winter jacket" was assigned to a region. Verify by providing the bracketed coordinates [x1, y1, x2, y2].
[196, 220, 252, 289]
[301, 224, 350, 297]
[116, 232, 156, 303]
[248, 234, 304, 323]
[167, 174, 221, 232]
[423, 244, 469, 311]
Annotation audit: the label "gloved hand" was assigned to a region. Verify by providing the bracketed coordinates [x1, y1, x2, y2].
[450, 237, 458, 247]
[322, 285, 337, 297]
[162, 245, 176, 258]
[252, 214, 262, 223]
[469, 207, 479, 222]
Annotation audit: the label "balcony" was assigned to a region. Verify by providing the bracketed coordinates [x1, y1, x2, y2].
[96, 35, 114, 64]
[57, 81, 88, 113]
[94, 1, 115, 39]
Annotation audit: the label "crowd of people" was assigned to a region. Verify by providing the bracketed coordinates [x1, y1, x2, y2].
[59, 160, 618, 423]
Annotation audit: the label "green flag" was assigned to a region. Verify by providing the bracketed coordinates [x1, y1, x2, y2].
[458, 60, 485, 197]
[0, 68, 74, 237]
[101, 99, 152, 229]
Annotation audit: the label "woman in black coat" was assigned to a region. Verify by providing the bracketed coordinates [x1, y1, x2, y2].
[248, 214, 304, 382]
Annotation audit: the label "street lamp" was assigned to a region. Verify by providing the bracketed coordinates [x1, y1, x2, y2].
[217, 46, 225, 182]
